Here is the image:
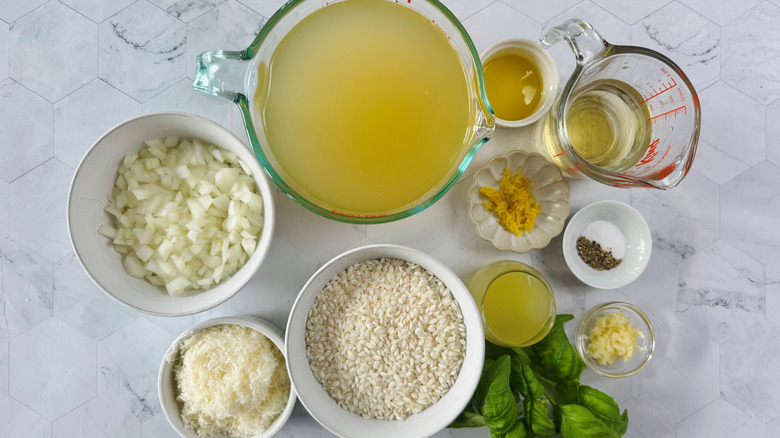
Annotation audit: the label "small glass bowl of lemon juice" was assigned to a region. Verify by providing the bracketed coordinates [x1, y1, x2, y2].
[468, 261, 556, 347]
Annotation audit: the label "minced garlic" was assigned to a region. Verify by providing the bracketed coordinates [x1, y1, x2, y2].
[585, 311, 645, 366]
[479, 166, 542, 236]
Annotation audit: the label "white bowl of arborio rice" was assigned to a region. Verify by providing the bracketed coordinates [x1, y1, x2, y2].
[158, 316, 296, 438]
[285, 244, 485, 438]
[67, 112, 275, 316]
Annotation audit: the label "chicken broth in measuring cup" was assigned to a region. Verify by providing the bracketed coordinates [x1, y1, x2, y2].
[253, 0, 472, 215]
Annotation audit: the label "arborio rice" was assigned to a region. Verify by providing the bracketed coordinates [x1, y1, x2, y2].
[305, 258, 467, 420]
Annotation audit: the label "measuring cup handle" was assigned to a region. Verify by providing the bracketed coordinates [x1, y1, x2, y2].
[193, 50, 248, 103]
[540, 19, 607, 65]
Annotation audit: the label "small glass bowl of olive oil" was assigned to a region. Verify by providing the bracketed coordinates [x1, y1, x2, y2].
[480, 39, 559, 128]
[468, 260, 556, 347]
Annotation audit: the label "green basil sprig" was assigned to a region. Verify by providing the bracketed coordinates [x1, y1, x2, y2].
[450, 314, 629, 438]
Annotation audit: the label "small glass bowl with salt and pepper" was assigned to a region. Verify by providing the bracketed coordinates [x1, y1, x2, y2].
[562, 200, 652, 289]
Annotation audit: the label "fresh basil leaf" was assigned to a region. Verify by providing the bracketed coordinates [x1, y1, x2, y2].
[474, 355, 519, 434]
[522, 314, 586, 383]
[510, 349, 544, 400]
[486, 341, 515, 360]
[578, 386, 628, 435]
[449, 411, 487, 428]
[471, 357, 497, 413]
[559, 404, 619, 438]
[528, 398, 556, 437]
[505, 418, 529, 438]
[551, 380, 581, 405]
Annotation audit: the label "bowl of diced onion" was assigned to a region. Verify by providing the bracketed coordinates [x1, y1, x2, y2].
[67, 112, 275, 316]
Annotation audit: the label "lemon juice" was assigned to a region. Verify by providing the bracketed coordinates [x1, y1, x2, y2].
[254, 0, 471, 215]
[483, 53, 542, 121]
[469, 261, 556, 347]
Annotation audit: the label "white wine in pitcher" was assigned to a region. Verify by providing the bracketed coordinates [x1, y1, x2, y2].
[553, 79, 653, 171]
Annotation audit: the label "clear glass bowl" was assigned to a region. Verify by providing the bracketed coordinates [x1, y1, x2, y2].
[576, 302, 654, 378]
[467, 151, 570, 253]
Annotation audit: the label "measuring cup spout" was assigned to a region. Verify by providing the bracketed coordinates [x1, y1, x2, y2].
[193, 50, 249, 104]
[540, 19, 608, 65]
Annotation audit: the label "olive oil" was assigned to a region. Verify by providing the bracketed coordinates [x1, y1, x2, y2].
[469, 261, 556, 347]
[483, 53, 542, 121]
[254, 0, 471, 215]
[563, 79, 653, 171]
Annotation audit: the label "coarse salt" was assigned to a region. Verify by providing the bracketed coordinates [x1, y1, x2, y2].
[581, 220, 626, 260]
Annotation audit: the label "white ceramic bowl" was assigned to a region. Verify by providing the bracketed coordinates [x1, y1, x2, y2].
[468, 151, 570, 253]
[67, 112, 275, 316]
[479, 38, 559, 128]
[562, 200, 651, 289]
[285, 244, 485, 438]
[158, 316, 296, 438]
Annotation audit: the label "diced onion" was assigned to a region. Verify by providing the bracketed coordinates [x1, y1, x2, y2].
[100, 137, 264, 295]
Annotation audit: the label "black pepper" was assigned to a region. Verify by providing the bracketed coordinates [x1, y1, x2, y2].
[576, 236, 623, 271]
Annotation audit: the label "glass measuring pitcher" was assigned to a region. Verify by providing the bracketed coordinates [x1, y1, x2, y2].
[193, 0, 495, 223]
[540, 19, 700, 189]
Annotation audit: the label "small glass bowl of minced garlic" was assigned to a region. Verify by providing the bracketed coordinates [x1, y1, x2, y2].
[575, 302, 655, 378]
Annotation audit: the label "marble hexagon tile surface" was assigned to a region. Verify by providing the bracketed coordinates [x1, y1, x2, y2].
[1, 0, 780, 437]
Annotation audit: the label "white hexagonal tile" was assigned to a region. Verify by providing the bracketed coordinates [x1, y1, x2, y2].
[692, 81, 765, 184]
[721, 161, 780, 265]
[143, 77, 233, 127]
[53, 253, 138, 341]
[10, 159, 74, 263]
[440, 0, 494, 22]
[679, 0, 763, 26]
[99, 0, 187, 102]
[0, 238, 53, 342]
[678, 240, 764, 323]
[151, 0, 226, 22]
[53, 396, 140, 438]
[0, 0, 48, 23]
[0, 343, 7, 397]
[632, 309, 720, 422]
[722, 2, 780, 105]
[274, 189, 366, 264]
[768, 415, 780, 437]
[462, 1, 542, 53]
[10, 1, 97, 102]
[54, 80, 142, 168]
[622, 397, 675, 438]
[720, 318, 780, 421]
[500, 0, 579, 23]
[630, 170, 719, 263]
[186, 0, 265, 80]
[274, 402, 339, 438]
[10, 318, 96, 421]
[0, 79, 53, 183]
[0, 21, 8, 82]
[677, 399, 763, 438]
[142, 413, 179, 438]
[590, 0, 672, 24]
[767, 98, 780, 168]
[236, 0, 287, 18]
[98, 318, 172, 422]
[767, 261, 780, 324]
[0, 396, 51, 437]
[631, 2, 720, 90]
[61, 0, 136, 23]
[0, 180, 8, 240]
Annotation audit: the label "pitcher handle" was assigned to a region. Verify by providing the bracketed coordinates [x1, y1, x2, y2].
[193, 50, 248, 103]
[540, 19, 608, 65]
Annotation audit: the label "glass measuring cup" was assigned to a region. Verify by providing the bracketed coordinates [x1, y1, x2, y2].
[540, 19, 700, 189]
[193, 0, 495, 223]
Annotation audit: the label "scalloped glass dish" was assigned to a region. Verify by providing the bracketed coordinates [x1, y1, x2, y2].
[467, 151, 570, 253]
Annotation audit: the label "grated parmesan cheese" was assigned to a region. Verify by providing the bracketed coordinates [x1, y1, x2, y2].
[174, 324, 290, 437]
[585, 311, 645, 366]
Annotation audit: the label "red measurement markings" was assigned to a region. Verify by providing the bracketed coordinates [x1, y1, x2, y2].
[649, 105, 686, 123]
[642, 77, 677, 103]
[553, 149, 566, 157]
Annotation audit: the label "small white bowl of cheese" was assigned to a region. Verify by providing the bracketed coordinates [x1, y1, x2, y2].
[158, 315, 296, 438]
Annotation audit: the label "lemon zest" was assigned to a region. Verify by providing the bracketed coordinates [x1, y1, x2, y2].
[479, 166, 542, 236]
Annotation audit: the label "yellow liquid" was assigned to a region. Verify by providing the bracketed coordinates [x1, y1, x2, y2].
[482, 271, 553, 346]
[564, 79, 652, 171]
[255, 0, 471, 215]
[483, 53, 542, 121]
